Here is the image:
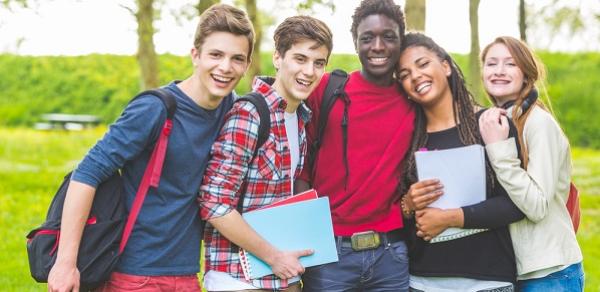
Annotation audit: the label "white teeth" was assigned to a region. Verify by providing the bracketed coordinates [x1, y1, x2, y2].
[416, 82, 431, 94]
[296, 79, 311, 86]
[212, 74, 233, 83]
[370, 57, 388, 63]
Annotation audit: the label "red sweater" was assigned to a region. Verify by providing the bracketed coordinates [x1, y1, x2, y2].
[299, 71, 415, 235]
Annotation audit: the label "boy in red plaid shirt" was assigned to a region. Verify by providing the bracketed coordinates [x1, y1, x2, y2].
[198, 16, 333, 291]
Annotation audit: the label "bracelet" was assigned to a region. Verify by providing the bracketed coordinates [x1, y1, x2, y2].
[401, 196, 414, 218]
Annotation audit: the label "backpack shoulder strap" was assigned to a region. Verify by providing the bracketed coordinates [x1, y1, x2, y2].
[316, 69, 349, 147]
[231, 92, 271, 228]
[308, 69, 349, 178]
[132, 88, 177, 120]
[120, 87, 177, 253]
[235, 92, 271, 157]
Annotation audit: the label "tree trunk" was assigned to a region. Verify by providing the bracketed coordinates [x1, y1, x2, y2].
[405, 0, 426, 31]
[196, 0, 219, 15]
[245, 0, 261, 80]
[468, 0, 484, 104]
[519, 0, 527, 41]
[136, 0, 159, 90]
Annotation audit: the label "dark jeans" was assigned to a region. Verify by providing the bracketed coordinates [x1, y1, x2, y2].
[302, 236, 409, 292]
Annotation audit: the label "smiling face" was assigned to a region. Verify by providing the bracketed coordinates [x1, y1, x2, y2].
[397, 45, 452, 108]
[272, 39, 329, 112]
[192, 31, 250, 104]
[482, 43, 525, 106]
[355, 14, 401, 86]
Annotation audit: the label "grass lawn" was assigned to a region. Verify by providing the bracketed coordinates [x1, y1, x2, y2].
[1, 127, 598, 291]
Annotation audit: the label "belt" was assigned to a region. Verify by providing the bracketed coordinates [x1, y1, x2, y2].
[338, 229, 407, 251]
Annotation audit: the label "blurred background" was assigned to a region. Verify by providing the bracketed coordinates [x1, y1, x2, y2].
[1, 0, 598, 291]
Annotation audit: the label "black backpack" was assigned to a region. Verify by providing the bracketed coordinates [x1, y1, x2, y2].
[308, 69, 350, 185]
[26, 88, 177, 291]
[235, 92, 271, 160]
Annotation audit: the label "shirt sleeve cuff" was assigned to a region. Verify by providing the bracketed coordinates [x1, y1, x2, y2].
[199, 199, 236, 220]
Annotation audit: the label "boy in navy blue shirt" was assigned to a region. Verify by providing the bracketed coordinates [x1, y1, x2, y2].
[48, 4, 256, 291]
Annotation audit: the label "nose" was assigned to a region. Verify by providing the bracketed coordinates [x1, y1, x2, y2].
[372, 36, 384, 52]
[302, 62, 316, 78]
[217, 58, 232, 73]
[410, 68, 422, 82]
[493, 64, 506, 76]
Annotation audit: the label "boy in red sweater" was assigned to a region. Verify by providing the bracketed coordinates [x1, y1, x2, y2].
[297, 0, 415, 290]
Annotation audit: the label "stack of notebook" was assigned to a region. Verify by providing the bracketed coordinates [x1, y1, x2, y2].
[238, 189, 338, 280]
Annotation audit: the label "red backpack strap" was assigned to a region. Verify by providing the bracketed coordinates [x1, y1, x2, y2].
[566, 182, 581, 233]
[119, 88, 176, 253]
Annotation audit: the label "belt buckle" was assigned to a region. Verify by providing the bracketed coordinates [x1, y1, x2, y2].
[350, 231, 381, 251]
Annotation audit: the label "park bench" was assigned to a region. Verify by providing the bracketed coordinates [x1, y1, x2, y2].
[35, 113, 100, 131]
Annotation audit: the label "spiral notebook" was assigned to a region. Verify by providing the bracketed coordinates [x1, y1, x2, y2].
[415, 144, 488, 243]
[239, 192, 338, 280]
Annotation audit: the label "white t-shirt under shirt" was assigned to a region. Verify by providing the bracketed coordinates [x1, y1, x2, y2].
[203, 111, 301, 290]
[284, 110, 300, 194]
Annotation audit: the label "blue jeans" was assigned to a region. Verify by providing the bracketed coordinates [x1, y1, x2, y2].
[517, 262, 584, 292]
[302, 236, 409, 292]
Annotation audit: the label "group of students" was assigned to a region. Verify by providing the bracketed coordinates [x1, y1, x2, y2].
[46, 0, 583, 291]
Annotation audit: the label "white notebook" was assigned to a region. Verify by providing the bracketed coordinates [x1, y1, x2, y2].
[415, 144, 488, 243]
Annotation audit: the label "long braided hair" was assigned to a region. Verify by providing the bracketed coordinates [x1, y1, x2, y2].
[398, 32, 495, 197]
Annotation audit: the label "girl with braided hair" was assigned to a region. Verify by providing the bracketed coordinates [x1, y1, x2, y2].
[397, 32, 524, 292]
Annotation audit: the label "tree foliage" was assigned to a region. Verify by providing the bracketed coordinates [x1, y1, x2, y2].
[405, 0, 426, 32]
[2, 52, 600, 148]
[527, 0, 600, 51]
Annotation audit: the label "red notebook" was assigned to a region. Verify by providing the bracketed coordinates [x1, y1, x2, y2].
[257, 189, 318, 210]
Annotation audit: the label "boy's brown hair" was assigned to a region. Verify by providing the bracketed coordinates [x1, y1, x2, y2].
[273, 16, 333, 60]
[194, 4, 255, 60]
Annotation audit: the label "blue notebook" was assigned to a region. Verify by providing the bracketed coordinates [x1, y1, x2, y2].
[239, 196, 338, 280]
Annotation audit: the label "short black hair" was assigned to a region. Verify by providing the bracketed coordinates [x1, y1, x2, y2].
[350, 0, 405, 44]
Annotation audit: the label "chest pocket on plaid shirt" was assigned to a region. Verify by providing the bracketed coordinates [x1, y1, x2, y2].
[256, 139, 282, 180]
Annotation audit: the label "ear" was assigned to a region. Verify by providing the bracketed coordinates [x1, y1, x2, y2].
[273, 50, 282, 71]
[442, 59, 451, 77]
[190, 47, 199, 66]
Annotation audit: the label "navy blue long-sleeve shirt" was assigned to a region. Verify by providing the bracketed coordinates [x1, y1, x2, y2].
[72, 81, 233, 275]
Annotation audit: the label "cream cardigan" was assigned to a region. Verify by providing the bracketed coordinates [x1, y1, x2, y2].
[485, 105, 582, 279]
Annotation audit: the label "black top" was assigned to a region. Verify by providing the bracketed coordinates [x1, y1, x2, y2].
[407, 123, 524, 283]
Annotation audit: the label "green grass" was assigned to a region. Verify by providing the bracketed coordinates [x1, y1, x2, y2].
[1, 128, 599, 291]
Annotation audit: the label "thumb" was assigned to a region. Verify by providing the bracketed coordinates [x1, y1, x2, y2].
[294, 249, 314, 257]
[500, 115, 509, 128]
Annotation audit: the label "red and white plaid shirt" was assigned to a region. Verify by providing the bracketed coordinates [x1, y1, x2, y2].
[198, 77, 311, 289]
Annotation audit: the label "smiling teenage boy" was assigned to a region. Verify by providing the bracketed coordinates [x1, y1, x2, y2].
[47, 4, 254, 292]
[198, 16, 333, 291]
[296, 0, 415, 290]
